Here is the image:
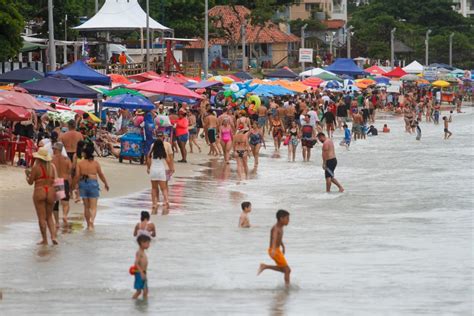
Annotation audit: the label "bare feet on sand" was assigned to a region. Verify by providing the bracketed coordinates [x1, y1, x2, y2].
[257, 263, 266, 276]
[37, 240, 48, 245]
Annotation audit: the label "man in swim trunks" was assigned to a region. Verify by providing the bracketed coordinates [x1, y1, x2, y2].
[257, 103, 268, 134]
[317, 132, 344, 193]
[204, 109, 219, 156]
[257, 209, 291, 285]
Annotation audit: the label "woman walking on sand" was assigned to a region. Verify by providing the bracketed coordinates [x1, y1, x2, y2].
[248, 121, 265, 167]
[233, 127, 250, 180]
[74, 143, 109, 230]
[147, 138, 174, 209]
[26, 148, 58, 245]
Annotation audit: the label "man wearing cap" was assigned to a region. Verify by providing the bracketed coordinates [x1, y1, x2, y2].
[52, 142, 72, 227]
[59, 120, 84, 161]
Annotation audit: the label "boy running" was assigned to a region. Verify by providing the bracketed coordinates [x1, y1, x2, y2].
[132, 235, 151, 299]
[258, 210, 291, 285]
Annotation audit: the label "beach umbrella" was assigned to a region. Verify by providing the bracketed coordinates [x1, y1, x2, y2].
[416, 78, 430, 85]
[0, 105, 32, 121]
[108, 74, 131, 85]
[127, 78, 203, 99]
[355, 78, 376, 86]
[0, 90, 52, 111]
[74, 98, 94, 106]
[103, 94, 155, 110]
[99, 87, 145, 98]
[320, 80, 342, 89]
[432, 80, 450, 88]
[315, 72, 343, 82]
[302, 77, 324, 88]
[374, 76, 390, 85]
[400, 74, 419, 81]
[209, 75, 234, 84]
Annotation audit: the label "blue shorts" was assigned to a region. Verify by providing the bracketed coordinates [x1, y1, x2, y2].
[177, 134, 188, 143]
[258, 116, 267, 127]
[79, 179, 100, 199]
[134, 272, 147, 290]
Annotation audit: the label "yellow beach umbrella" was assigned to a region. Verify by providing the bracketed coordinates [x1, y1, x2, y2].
[87, 112, 101, 123]
[432, 80, 450, 88]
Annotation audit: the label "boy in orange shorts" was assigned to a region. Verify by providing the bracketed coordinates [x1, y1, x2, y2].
[257, 210, 291, 285]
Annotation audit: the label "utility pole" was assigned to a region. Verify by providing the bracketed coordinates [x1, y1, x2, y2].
[48, 0, 56, 71]
[346, 25, 353, 58]
[242, 20, 247, 71]
[300, 24, 308, 71]
[65, 14, 67, 41]
[425, 29, 432, 66]
[449, 32, 454, 67]
[204, 0, 209, 79]
[95, 0, 99, 13]
[146, 0, 150, 71]
[390, 27, 396, 69]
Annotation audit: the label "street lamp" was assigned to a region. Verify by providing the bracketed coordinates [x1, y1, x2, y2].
[425, 29, 432, 66]
[300, 23, 308, 70]
[449, 32, 454, 67]
[390, 27, 396, 69]
[346, 25, 354, 58]
[146, 0, 150, 71]
[204, 0, 209, 78]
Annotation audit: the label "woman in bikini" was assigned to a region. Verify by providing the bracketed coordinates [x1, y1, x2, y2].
[133, 211, 156, 238]
[248, 121, 265, 167]
[74, 143, 109, 230]
[233, 127, 250, 180]
[271, 116, 285, 152]
[25, 148, 58, 245]
[287, 120, 300, 162]
[220, 119, 233, 164]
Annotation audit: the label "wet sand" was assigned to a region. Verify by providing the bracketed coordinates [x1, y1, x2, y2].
[0, 109, 473, 315]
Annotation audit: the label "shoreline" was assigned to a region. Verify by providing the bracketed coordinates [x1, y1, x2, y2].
[0, 143, 212, 230]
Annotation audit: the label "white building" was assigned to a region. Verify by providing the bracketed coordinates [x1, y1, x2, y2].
[452, 0, 474, 17]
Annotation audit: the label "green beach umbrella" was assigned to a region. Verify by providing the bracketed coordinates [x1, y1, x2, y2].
[315, 72, 343, 82]
[100, 87, 145, 97]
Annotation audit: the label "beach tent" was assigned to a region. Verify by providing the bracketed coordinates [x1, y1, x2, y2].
[365, 65, 386, 76]
[20, 75, 99, 99]
[264, 68, 298, 79]
[74, 0, 169, 31]
[47, 60, 111, 85]
[299, 67, 336, 78]
[0, 68, 44, 84]
[384, 67, 407, 78]
[103, 94, 155, 110]
[251, 84, 295, 97]
[233, 71, 253, 80]
[403, 61, 424, 74]
[325, 58, 365, 76]
[127, 78, 203, 99]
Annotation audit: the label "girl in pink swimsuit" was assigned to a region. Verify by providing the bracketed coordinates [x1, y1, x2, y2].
[220, 120, 233, 164]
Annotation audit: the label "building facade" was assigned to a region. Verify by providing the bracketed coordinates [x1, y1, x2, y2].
[288, 0, 347, 22]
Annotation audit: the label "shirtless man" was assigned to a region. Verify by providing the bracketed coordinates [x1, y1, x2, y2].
[51, 142, 72, 227]
[285, 104, 296, 130]
[204, 109, 219, 156]
[59, 120, 84, 161]
[352, 109, 363, 140]
[257, 209, 291, 285]
[257, 104, 268, 134]
[317, 132, 344, 193]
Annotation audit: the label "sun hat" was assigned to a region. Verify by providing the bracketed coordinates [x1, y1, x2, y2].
[33, 147, 52, 162]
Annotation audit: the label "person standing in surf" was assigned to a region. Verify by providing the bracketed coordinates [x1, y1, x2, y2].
[317, 132, 344, 193]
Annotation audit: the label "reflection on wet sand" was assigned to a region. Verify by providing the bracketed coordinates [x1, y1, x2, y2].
[270, 288, 290, 316]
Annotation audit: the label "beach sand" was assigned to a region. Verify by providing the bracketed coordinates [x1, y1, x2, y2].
[0, 147, 210, 229]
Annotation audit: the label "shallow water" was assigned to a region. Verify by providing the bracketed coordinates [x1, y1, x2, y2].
[0, 109, 473, 315]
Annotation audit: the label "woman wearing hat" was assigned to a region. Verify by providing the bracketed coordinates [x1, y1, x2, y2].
[25, 148, 58, 245]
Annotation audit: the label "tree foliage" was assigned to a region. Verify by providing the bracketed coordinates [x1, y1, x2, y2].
[350, 0, 474, 68]
[0, 0, 25, 61]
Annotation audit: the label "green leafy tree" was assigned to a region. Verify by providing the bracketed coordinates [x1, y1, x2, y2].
[0, 0, 25, 61]
[350, 0, 474, 68]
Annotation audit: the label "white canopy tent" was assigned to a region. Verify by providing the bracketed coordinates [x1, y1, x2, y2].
[74, 0, 170, 31]
[403, 61, 424, 74]
[299, 67, 336, 78]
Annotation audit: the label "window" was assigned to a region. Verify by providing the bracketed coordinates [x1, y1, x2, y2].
[305, 3, 320, 11]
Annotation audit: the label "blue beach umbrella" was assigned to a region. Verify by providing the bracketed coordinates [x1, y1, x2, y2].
[103, 93, 155, 110]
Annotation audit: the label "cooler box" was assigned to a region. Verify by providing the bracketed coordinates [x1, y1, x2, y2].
[119, 133, 144, 163]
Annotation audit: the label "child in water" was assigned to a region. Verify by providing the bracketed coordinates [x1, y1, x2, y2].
[133, 211, 156, 238]
[239, 201, 252, 228]
[257, 210, 291, 285]
[339, 123, 351, 149]
[132, 235, 151, 299]
[382, 124, 390, 133]
[415, 119, 422, 141]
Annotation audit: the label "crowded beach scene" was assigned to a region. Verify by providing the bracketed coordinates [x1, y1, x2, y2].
[0, 0, 472, 314]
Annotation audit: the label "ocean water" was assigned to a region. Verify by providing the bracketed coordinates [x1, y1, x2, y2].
[0, 109, 472, 315]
